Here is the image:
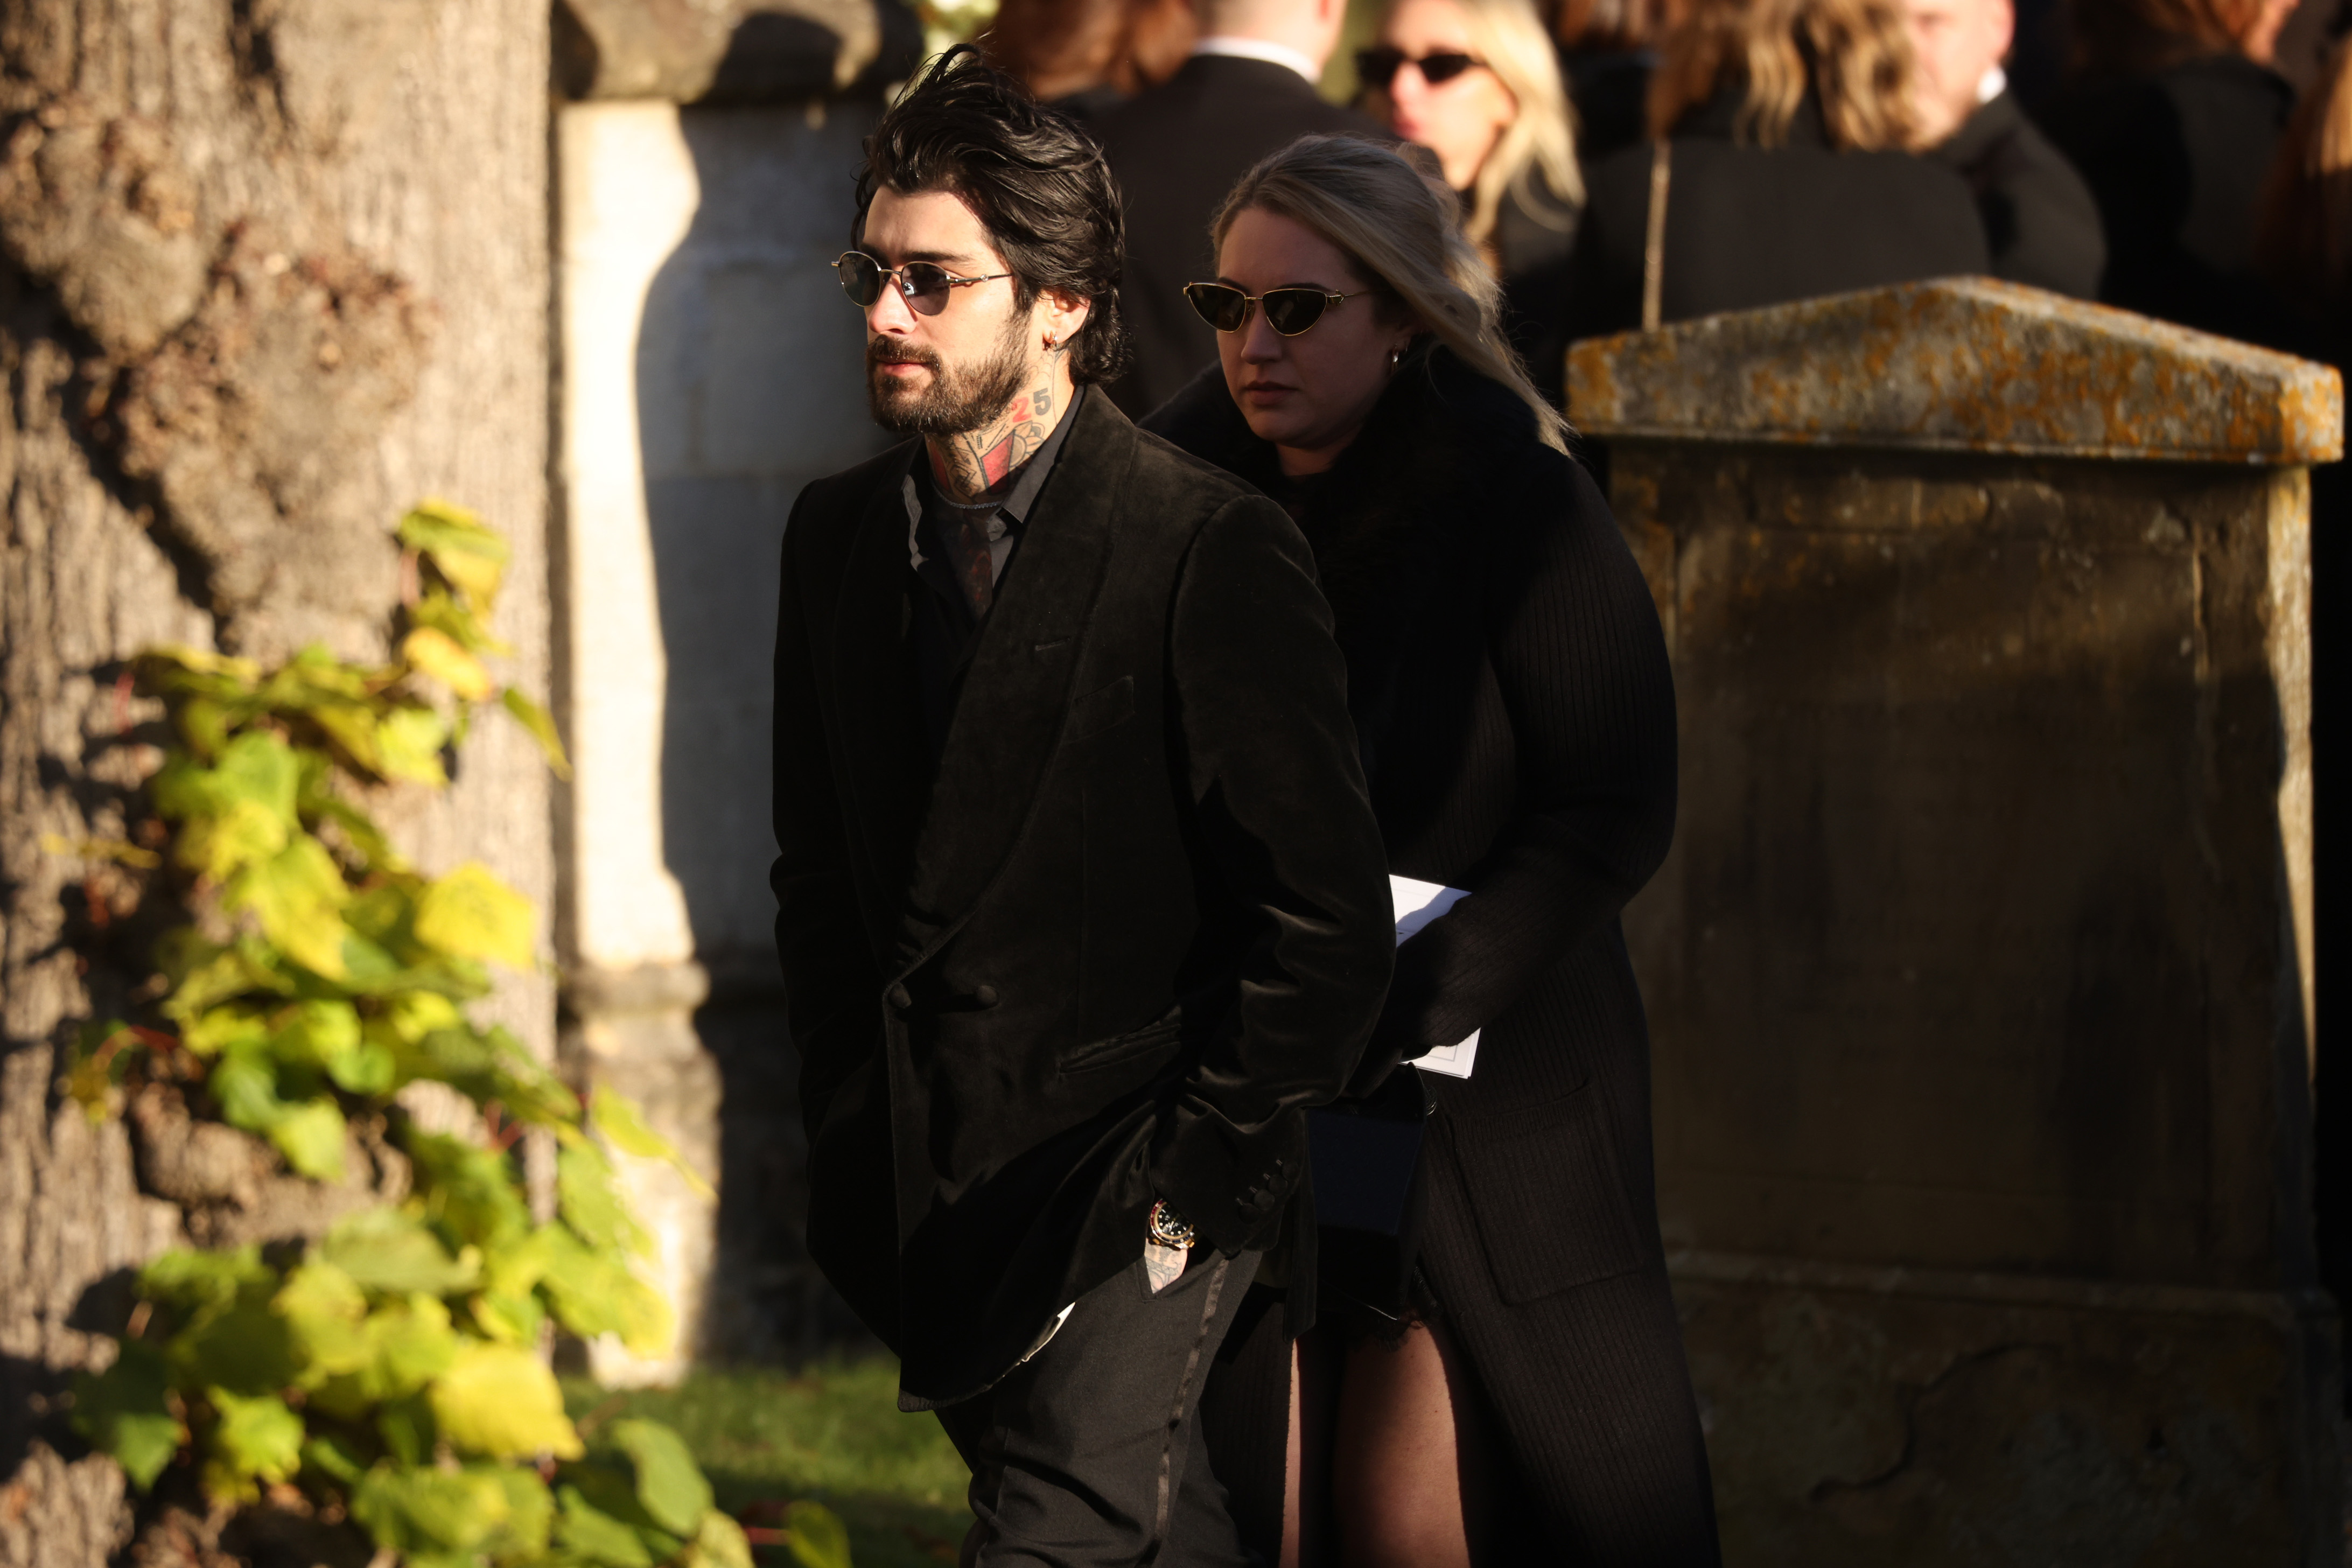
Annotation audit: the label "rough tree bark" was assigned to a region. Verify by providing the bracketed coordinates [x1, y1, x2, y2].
[0, 3, 552, 1562]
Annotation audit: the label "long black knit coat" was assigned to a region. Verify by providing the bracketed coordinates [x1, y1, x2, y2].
[1145, 350, 1723, 1564]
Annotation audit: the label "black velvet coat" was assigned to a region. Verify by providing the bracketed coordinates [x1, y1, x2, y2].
[770, 390, 1396, 1406]
[1147, 355, 1720, 1561]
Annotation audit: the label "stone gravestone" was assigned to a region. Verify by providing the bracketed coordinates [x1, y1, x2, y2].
[1567, 279, 2343, 1564]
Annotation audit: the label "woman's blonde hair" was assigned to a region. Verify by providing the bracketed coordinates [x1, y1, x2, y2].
[1646, 0, 1922, 150]
[1212, 134, 1572, 452]
[1384, 0, 1585, 247]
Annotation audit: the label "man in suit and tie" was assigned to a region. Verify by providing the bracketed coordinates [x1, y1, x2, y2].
[771, 48, 1395, 1564]
[1092, 0, 1385, 416]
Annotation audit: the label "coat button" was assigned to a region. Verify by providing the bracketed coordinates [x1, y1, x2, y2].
[974, 984, 998, 1007]
[887, 984, 912, 1010]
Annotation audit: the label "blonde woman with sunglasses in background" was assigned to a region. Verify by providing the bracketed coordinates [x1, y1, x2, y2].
[1149, 134, 1719, 1567]
[1359, 0, 1585, 402]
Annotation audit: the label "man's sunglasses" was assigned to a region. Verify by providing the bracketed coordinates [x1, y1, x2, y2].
[1183, 282, 1364, 337]
[1354, 47, 1482, 89]
[835, 251, 1012, 314]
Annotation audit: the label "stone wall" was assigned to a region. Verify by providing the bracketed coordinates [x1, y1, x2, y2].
[552, 0, 913, 1378]
[1568, 279, 2344, 1564]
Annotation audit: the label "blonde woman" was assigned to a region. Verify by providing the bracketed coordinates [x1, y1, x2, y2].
[1359, 0, 1584, 398]
[1562, 0, 1987, 337]
[1147, 135, 1718, 1566]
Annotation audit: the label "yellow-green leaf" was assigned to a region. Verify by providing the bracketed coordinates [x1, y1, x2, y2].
[321, 1208, 482, 1297]
[593, 1087, 715, 1201]
[402, 626, 493, 701]
[225, 837, 351, 978]
[275, 1259, 371, 1378]
[374, 703, 449, 785]
[779, 1500, 853, 1568]
[71, 1340, 183, 1491]
[688, 1510, 759, 1568]
[205, 1388, 304, 1494]
[266, 1095, 348, 1182]
[429, 1342, 583, 1460]
[398, 500, 510, 610]
[412, 861, 535, 969]
[176, 798, 290, 883]
[500, 687, 572, 779]
[608, 1418, 709, 1535]
[352, 1462, 515, 1556]
[38, 833, 162, 870]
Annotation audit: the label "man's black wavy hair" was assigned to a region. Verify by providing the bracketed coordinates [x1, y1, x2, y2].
[854, 45, 1130, 385]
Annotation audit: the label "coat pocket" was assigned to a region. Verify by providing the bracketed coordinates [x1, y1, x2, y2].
[1063, 675, 1136, 745]
[1446, 1083, 1644, 1304]
[1058, 1004, 1181, 1076]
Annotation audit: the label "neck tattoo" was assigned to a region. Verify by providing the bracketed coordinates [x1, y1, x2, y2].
[929, 379, 1058, 504]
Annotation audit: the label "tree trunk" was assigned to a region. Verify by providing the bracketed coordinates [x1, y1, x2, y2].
[0, 3, 551, 1560]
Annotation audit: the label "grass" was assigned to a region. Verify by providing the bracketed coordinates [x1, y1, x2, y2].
[562, 1359, 972, 1568]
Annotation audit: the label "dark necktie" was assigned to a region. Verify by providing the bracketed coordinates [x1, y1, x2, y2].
[941, 507, 998, 620]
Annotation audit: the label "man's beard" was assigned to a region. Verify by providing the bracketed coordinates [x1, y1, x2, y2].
[867, 313, 1030, 437]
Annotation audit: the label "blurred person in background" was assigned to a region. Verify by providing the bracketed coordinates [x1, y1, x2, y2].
[1149, 135, 1718, 1568]
[1905, 0, 2106, 293]
[1360, 0, 1587, 397]
[1552, 0, 1670, 160]
[984, 0, 1196, 120]
[1095, 0, 1386, 414]
[2040, 0, 2305, 345]
[1563, 0, 1988, 339]
[2258, 28, 2352, 351]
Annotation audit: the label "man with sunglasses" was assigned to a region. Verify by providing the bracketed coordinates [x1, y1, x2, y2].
[1093, 0, 1384, 417]
[771, 46, 1395, 1565]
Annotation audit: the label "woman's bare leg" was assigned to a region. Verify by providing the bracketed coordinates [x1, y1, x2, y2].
[1328, 1321, 1495, 1568]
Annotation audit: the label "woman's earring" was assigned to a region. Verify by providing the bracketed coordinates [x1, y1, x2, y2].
[1388, 346, 1403, 372]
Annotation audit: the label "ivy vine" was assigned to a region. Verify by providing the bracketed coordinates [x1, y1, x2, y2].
[57, 503, 850, 1568]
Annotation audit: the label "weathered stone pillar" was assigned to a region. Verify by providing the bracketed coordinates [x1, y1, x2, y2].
[552, 0, 916, 1380]
[1567, 279, 2344, 1563]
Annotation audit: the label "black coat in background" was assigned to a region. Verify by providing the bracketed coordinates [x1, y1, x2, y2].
[1492, 174, 1583, 408]
[770, 390, 1395, 1406]
[2040, 53, 2307, 351]
[1931, 88, 2105, 298]
[1146, 352, 1721, 1564]
[1092, 54, 1385, 417]
[1564, 90, 1989, 341]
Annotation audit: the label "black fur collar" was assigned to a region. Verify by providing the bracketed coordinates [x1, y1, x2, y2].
[1145, 346, 1539, 775]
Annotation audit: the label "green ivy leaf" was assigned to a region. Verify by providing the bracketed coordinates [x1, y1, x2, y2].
[263, 1095, 347, 1182]
[70, 1339, 182, 1490]
[205, 1387, 304, 1496]
[779, 1501, 854, 1568]
[499, 687, 572, 779]
[412, 862, 535, 970]
[402, 627, 494, 702]
[374, 704, 449, 787]
[688, 1510, 760, 1568]
[170, 1296, 300, 1398]
[557, 1142, 643, 1257]
[275, 1259, 372, 1378]
[555, 1479, 660, 1568]
[592, 1087, 714, 1201]
[351, 1461, 515, 1556]
[226, 837, 352, 979]
[428, 1342, 583, 1460]
[271, 999, 359, 1073]
[320, 1208, 481, 1297]
[182, 1004, 270, 1058]
[398, 500, 511, 611]
[404, 1129, 531, 1251]
[309, 1293, 459, 1417]
[174, 799, 291, 883]
[138, 1247, 273, 1316]
[298, 1431, 368, 1487]
[607, 1418, 710, 1536]
[536, 1225, 670, 1358]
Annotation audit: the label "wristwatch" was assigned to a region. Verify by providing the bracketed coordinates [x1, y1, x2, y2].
[1147, 1199, 1196, 1250]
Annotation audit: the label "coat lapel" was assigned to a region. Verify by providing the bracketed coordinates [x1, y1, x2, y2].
[830, 443, 933, 955]
[894, 390, 1133, 965]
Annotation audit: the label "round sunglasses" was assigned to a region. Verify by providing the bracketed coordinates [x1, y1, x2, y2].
[1354, 47, 1482, 89]
[836, 251, 1012, 315]
[1183, 282, 1365, 337]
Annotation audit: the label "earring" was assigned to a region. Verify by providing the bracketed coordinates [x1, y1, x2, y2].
[1388, 346, 1403, 372]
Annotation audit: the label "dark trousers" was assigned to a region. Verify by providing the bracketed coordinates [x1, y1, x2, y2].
[935, 1249, 1263, 1567]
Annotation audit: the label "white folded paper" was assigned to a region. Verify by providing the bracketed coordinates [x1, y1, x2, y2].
[1389, 873, 1479, 1080]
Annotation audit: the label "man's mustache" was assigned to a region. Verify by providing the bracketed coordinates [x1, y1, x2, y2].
[868, 341, 942, 370]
